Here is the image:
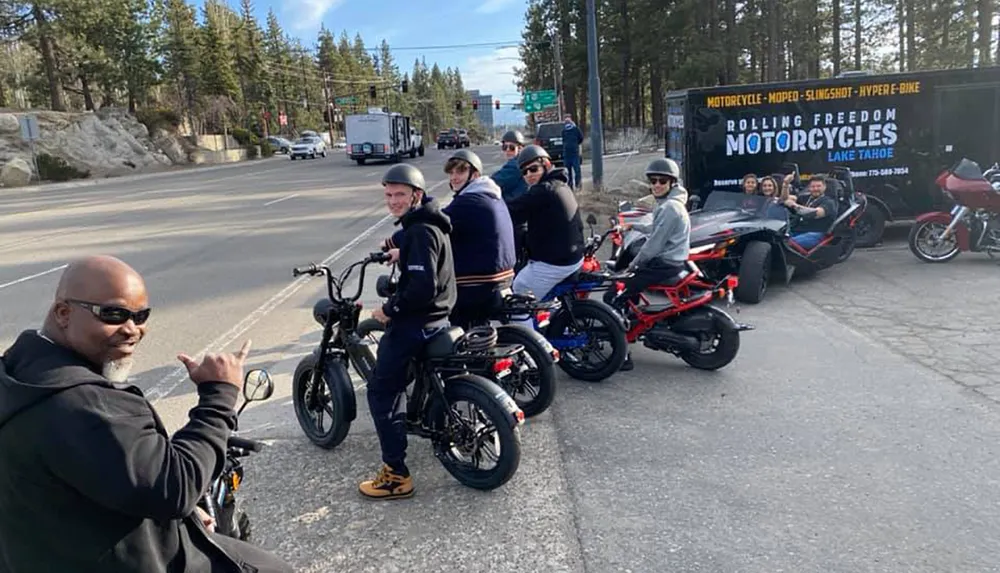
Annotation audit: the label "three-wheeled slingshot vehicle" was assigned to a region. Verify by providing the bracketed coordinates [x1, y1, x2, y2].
[613, 164, 867, 303]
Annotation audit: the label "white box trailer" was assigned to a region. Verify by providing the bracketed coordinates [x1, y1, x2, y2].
[345, 110, 417, 165]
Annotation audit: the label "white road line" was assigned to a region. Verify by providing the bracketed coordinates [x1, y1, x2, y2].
[146, 177, 452, 402]
[263, 193, 299, 206]
[0, 264, 67, 290]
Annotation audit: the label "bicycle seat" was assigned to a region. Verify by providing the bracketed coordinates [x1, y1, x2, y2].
[424, 326, 465, 358]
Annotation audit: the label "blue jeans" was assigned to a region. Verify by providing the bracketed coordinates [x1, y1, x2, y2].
[564, 155, 582, 189]
[791, 232, 824, 250]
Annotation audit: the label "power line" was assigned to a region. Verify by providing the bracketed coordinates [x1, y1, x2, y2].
[289, 40, 544, 54]
[367, 40, 529, 52]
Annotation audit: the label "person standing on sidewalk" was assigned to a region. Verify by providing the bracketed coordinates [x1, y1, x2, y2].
[561, 115, 584, 191]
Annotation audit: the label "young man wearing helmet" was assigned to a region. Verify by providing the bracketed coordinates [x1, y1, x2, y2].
[491, 130, 530, 270]
[605, 158, 690, 369]
[491, 130, 529, 202]
[506, 144, 585, 310]
[362, 164, 456, 500]
[439, 149, 516, 328]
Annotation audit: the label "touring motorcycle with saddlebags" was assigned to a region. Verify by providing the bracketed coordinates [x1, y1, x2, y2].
[908, 157, 1000, 263]
[290, 252, 524, 491]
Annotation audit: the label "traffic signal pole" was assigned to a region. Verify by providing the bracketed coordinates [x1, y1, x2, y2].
[586, 0, 604, 190]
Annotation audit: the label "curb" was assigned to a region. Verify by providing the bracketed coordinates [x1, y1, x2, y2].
[14, 156, 283, 192]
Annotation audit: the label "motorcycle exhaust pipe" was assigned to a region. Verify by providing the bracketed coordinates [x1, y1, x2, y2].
[643, 329, 701, 352]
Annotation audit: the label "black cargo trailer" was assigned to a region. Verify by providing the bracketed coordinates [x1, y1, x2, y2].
[665, 66, 1000, 246]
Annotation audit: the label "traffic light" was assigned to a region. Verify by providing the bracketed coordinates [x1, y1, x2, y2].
[472, 99, 479, 111]
[369, 84, 377, 98]
[495, 100, 500, 110]
[455, 100, 462, 111]
[401, 79, 408, 93]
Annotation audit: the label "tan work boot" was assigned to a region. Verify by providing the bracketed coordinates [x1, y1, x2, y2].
[358, 463, 414, 500]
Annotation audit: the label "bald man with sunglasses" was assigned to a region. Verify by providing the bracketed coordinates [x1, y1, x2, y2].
[0, 255, 292, 572]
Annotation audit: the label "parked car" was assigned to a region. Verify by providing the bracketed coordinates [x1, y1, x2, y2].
[534, 122, 564, 165]
[290, 136, 327, 160]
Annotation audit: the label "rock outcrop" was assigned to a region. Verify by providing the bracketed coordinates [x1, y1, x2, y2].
[0, 107, 196, 186]
[0, 157, 31, 187]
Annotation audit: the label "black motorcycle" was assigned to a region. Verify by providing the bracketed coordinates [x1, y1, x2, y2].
[355, 269, 559, 419]
[198, 368, 275, 541]
[291, 252, 524, 490]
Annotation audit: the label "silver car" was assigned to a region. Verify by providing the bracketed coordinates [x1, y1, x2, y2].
[289, 136, 327, 160]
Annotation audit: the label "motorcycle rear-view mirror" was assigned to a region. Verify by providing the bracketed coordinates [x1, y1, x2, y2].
[243, 369, 275, 402]
[376, 274, 397, 298]
[586, 213, 598, 225]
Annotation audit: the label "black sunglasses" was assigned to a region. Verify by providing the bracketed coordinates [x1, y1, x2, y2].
[502, 144, 519, 151]
[67, 299, 151, 326]
[521, 164, 544, 176]
[647, 176, 671, 185]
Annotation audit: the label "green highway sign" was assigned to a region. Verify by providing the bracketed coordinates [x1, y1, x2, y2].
[523, 90, 557, 112]
[334, 96, 358, 104]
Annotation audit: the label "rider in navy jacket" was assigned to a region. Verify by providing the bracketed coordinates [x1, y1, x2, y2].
[491, 130, 529, 202]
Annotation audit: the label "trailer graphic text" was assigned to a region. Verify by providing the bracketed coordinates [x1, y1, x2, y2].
[706, 81, 921, 109]
[725, 107, 898, 162]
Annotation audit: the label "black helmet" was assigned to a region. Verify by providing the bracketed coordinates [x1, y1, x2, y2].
[516, 144, 550, 169]
[645, 157, 681, 180]
[446, 149, 483, 173]
[382, 164, 426, 191]
[501, 130, 525, 146]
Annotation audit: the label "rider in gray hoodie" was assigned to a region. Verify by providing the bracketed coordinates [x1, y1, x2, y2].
[606, 157, 690, 370]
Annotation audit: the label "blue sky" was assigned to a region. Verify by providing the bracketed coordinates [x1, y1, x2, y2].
[191, 0, 531, 127]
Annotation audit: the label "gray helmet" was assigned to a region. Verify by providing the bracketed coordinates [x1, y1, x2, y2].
[645, 157, 681, 180]
[516, 144, 550, 169]
[446, 149, 483, 173]
[382, 164, 426, 191]
[501, 130, 526, 145]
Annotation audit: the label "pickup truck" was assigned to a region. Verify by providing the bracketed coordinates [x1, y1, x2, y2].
[437, 128, 470, 149]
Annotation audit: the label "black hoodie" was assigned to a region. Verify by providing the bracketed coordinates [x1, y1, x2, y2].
[506, 167, 585, 266]
[381, 196, 457, 324]
[0, 330, 246, 573]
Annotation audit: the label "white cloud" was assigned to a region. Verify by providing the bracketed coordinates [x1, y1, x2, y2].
[475, 0, 520, 14]
[460, 46, 527, 127]
[286, 0, 345, 31]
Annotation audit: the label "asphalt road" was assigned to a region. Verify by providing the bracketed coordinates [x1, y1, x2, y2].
[3, 149, 1000, 572]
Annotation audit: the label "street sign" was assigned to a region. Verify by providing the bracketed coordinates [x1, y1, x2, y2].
[523, 90, 557, 113]
[19, 114, 39, 141]
[335, 96, 357, 105]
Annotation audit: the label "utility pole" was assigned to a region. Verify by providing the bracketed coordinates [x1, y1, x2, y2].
[552, 30, 564, 119]
[323, 73, 336, 144]
[586, 0, 603, 190]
